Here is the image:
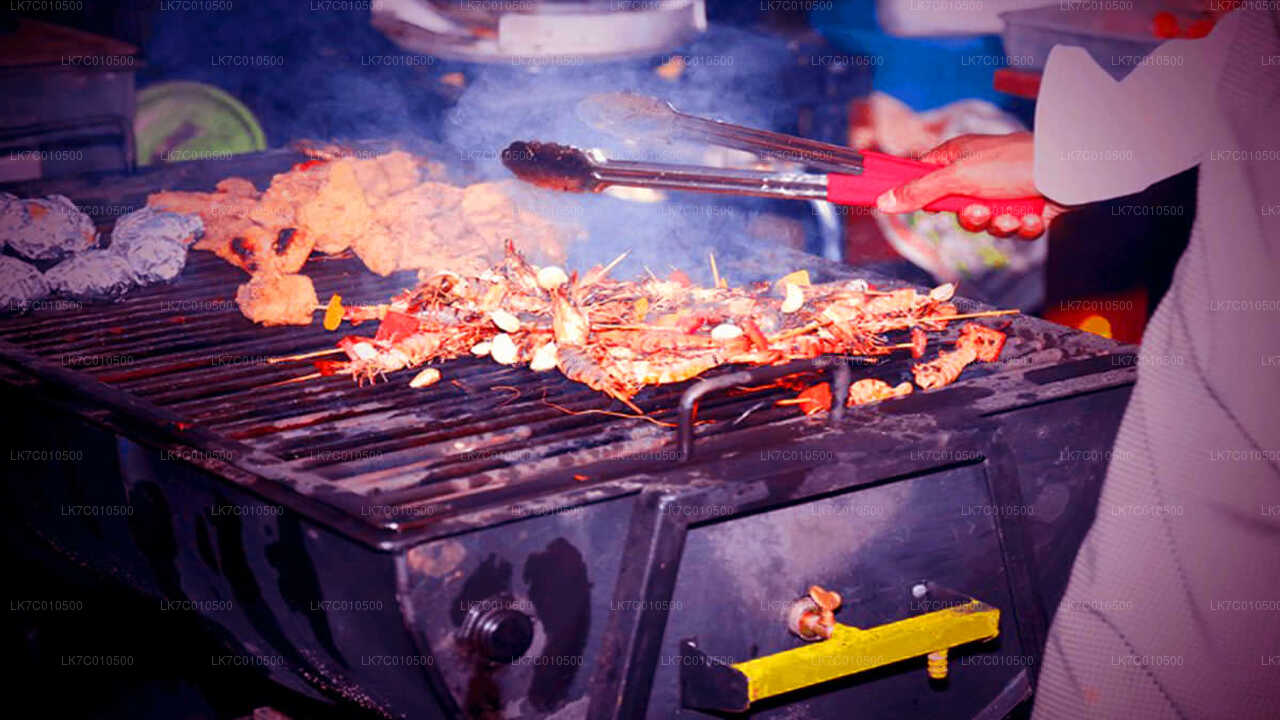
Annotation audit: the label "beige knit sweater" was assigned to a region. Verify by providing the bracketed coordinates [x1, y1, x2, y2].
[1030, 8, 1280, 719]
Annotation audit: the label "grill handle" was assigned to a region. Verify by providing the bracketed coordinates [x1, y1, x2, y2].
[676, 357, 857, 461]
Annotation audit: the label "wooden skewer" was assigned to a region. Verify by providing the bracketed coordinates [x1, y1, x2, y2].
[597, 249, 630, 281]
[261, 372, 324, 388]
[267, 347, 344, 364]
[708, 251, 721, 289]
[918, 309, 1020, 323]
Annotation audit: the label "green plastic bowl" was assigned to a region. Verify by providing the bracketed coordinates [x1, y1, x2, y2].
[135, 81, 267, 166]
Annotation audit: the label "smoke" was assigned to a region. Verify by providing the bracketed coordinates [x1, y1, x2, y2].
[136, 4, 821, 284]
[439, 25, 813, 284]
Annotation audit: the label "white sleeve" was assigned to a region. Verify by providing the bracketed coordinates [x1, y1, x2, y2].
[1031, 11, 1241, 206]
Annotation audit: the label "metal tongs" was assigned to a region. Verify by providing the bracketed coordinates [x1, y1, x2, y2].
[502, 92, 1044, 218]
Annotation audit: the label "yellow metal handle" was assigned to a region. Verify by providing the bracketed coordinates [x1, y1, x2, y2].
[680, 592, 1000, 712]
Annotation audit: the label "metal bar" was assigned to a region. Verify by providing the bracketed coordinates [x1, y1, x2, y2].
[677, 357, 870, 460]
[587, 488, 688, 720]
[671, 111, 866, 175]
[596, 158, 828, 200]
[980, 433, 1050, 680]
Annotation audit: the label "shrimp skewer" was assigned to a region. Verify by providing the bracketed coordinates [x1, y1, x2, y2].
[277, 241, 1015, 416]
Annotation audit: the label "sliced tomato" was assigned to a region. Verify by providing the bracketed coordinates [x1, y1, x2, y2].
[796, 383, 832, 416]
[375, 310, 420, 344]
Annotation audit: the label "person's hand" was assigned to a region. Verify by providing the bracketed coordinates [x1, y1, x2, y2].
[874, 132, 1065, 239]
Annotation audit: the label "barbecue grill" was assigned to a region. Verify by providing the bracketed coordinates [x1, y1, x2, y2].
[1, 147, 1136, 719]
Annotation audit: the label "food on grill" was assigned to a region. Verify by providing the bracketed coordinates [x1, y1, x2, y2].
[957, 322, 1006, 362]
[149, 151, 566, 278]
[43, 249, 136, 300]
[912, 344, 978, 390]
[847, 378, 914, 406]
[292, 158, 374, 256]
[0, 255, 51, 312]
[910, 327, 927, 358]
[110, 207, 202, 284]
[911, 323, 1006, 390]
[0, 193, 96, 262]
[148, 149, 571, 324]
[792, 382, 834, 416]
[235, 272, 319, 327]
[117, 234, 189, 285]
[301, 242, 1014, 408]
[0, 202, 201, 310]
[111, 206, 203, 249]
[212, 224, 315, 276]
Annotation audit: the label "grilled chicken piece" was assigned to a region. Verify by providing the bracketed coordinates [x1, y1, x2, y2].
[350, 151, 421, 204]
[352, 227, 400, 277]
[235, 272, 318, 326]
[203, 224, 314, 275]
[297, 159, 374, 256]
[215, 177, 258, 197]
[149, 184, 260, 257]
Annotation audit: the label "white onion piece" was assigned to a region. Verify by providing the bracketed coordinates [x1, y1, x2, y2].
[409, 367, 441, 388]
[710, 323, 743, 341]
[489, 309, 520, 333]
[537, 265, 569, 290]
[351, 342, 377, 361]
[529, 342, 558, 371]
[490, 333, 518, 365]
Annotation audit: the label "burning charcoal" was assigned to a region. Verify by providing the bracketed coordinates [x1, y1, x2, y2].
[111, 206, 203, 249]
[0, 255, 51, 313]
[44, 249, 136, 300]
[0, 194, 96, 262]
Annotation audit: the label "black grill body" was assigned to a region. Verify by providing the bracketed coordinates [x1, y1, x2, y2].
[1, 150, 1135, 719]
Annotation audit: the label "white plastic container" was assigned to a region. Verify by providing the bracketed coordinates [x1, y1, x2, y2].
[876, 0, 1048, 37]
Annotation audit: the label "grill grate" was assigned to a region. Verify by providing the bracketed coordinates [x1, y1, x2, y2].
[0, 243, 1096, 539]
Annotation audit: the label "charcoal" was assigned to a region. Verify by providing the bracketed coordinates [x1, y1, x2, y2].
[0, 194, 97, 262]
[44, 250, 136, 300]
[0, 255, 51, 312]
